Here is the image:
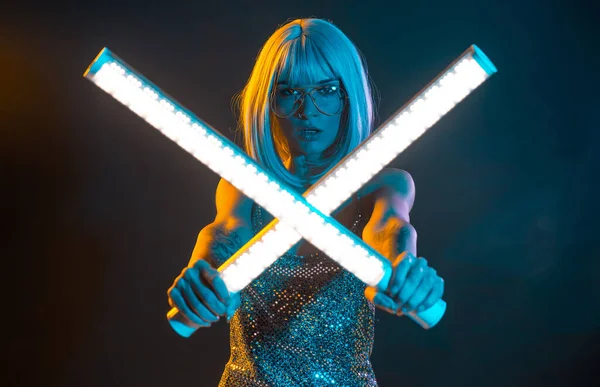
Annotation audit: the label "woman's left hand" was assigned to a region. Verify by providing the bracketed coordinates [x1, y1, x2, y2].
[368, 252, 444, 315]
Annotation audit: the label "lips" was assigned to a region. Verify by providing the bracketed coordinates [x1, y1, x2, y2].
[297, 127, 322, 141]
[296, 127, 322, 134]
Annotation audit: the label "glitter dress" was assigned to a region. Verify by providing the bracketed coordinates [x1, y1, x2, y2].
[218, 193, 378, 387]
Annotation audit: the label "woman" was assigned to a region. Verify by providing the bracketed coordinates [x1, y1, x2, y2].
[167, 18, 444, 386]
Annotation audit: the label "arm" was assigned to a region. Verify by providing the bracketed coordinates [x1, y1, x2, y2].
[187, 178, 255, 268]
[362, 168, 417, 259]
[362, 168, 443, 316]
[167, 178, 254, 327]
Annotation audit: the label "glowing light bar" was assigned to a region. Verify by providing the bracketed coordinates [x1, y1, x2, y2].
[214, 46, 495, 336]
[84, 45, 497, 336]
[306, 45, 497, 213]
[83, 49, 390, 298]
[215, 46, 497, 298]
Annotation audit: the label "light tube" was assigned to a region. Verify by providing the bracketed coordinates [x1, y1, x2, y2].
[84, 49, 390, 286]
[306, 46, 497, 214]
[84, 45, 496, 337]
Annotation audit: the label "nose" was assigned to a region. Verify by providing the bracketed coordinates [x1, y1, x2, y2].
[295, 93, 319, 118]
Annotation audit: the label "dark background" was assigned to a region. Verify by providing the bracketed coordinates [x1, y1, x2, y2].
[2, 0, 599, 386]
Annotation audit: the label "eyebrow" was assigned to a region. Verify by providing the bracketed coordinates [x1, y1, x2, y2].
[277, 78, 338, 86]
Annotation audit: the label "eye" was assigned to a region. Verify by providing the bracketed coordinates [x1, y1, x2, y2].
[317, 85, 338, 95]
[279, 88, 299, 97]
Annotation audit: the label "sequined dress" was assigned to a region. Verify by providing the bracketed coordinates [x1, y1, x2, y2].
[218, 195, 378, 386]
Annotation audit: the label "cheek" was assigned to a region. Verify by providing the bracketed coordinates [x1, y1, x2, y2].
[272, 117, 294, 142]
[322, 115, 343, 140]
[275, 117, 294, 135]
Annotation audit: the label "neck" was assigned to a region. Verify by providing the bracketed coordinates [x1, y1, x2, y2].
[284, 153, 324, 186]
[286, 154, 309, 178]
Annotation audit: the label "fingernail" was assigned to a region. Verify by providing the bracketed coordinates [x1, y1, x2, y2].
[377, 296, 396, 310]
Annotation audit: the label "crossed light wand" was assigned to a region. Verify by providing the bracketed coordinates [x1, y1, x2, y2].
[83, 44, 497, 337]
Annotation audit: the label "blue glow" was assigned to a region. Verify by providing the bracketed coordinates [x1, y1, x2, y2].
[471, 44, 498, 75]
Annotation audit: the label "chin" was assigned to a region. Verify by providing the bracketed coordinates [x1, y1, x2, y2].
[300, 143, 329, 156]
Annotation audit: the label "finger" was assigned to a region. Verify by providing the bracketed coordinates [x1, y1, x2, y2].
[193, 259, 231, 305]
[183, 268, 226, 317]
[168, 284, 210, 327]
[366, 287, 400, 315]
[192, 259, 213, 271]
[396, 257, 427, 310]
[178, 276, 220, 323]
[200, 266, 231, 305]
[365, 285, 377, 303]
[226, 292, 241, 321]
[404, 268, 436, 312]
[388, 252, 415, 298]
[418, 277, 445, 313]
[167, 285, 176, 308]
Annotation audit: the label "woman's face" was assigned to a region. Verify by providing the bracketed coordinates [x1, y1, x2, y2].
[272, 77, 345, 162]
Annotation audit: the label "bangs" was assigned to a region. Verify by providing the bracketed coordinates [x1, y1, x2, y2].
[239, 18, 374, 190]
[276, 37, 338, 86]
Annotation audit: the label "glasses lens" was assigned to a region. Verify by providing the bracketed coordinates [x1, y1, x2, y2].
[272, 89, 300, 117]
[311, 86, 344, 115]
[272, 85, 344, 117]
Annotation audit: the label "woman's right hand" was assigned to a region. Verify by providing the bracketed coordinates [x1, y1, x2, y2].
[167, 260, 240, 328]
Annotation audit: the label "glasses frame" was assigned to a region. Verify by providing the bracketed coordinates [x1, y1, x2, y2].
[270, 82, 348, 118]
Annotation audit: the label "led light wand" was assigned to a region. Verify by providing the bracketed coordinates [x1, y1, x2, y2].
[83, 45, 496, 337]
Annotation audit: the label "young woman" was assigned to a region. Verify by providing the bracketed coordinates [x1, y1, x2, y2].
[167, 18, 444, 386]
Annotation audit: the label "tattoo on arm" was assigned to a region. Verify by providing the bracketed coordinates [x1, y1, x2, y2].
[372, 227, 399, 260]
[210, 228, 244, 266]
[370, 220, 416, 259]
